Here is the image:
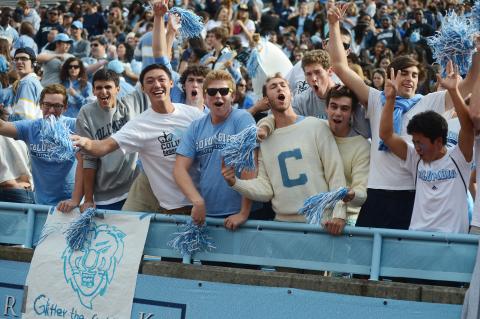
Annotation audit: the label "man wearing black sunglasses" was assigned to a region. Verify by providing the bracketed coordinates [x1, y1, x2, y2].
[175, 70, 257, 230]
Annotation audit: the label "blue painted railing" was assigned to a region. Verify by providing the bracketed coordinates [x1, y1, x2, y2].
[0, 201, 478, 283]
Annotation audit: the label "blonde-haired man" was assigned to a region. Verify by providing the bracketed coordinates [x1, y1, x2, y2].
[174, 70, 257, 230]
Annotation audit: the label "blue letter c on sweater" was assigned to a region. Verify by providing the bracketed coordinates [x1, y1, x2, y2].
[278, 149, 308, 188]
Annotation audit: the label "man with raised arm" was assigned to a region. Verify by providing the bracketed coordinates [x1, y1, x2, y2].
[72, 63, 203, 215]
[72, 1, 204, 215]
[467, 63, 480, 235]
[222, 74, 348, 235]
[327, 4, 480, 229]
[379, 63, 473, 233]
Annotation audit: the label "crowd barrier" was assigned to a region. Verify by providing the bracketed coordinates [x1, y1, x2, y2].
[0, 201, 478, 283]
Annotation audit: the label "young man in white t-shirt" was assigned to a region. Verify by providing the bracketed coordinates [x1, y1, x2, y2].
[72, 63, 204, 213]
[327, 4, 480, 229]
[379, 65, 473, 233]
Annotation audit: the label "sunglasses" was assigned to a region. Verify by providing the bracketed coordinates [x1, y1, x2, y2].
[68, 64, 80, 69]
[91, 43, 100, 47]
[206, 87, 231, 96]
[49, 12, 58, 15]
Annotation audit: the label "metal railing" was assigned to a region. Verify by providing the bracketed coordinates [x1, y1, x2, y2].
[0, 201, 478, 283]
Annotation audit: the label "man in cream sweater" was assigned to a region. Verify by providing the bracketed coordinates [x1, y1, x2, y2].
[222, 74, 348, 235]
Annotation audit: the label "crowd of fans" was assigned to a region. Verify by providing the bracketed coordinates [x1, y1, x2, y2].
[0, 0, 479, 238]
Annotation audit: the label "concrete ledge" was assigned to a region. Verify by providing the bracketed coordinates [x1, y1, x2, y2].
[141, 260, 467, 305]
[0, 245, 466, 305]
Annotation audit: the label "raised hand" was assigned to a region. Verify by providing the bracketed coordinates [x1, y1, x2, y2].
[384, 67, 399, 100]
[437, 60, 460, 91]
[327, 3, 349, 25]
[151, 0, 168, 17]
[167, 12, 180, 33]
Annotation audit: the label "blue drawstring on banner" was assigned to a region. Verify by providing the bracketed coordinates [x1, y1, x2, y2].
[298, 188, 348, 225]
[40, 115, 76, 162]
[64, 207, 97, 250]
[168, 7, 204, 39]
[427, 11, 476, 76]
[221, 125, 257, 174]
[168, 221, 216, 256]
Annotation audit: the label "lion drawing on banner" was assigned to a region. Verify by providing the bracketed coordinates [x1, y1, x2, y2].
[62, 223, 126, 309]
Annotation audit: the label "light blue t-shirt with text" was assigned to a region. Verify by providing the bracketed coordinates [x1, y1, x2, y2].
[176, 109, 255, 217]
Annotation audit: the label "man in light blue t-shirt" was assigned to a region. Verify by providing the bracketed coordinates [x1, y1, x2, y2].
[175, 70, 256, 230]
[0, 84, 78, 206]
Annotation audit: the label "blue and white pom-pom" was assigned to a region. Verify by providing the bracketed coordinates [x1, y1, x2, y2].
[40, 115, 76, 162]
[221, 125, 257, 173]
[168, 221, 216, 256]
[298, 188, 348, 225]
[63, 208, 97, 250]
[168, 7, 204, 39]
[427, 11, 476, 76]
[469, 1, 480, 30]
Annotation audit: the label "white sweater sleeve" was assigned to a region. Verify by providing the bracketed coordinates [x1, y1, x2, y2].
[232, 150, 274, 202]
[316, 122, 347, 219]
[349, 139, 370, 207]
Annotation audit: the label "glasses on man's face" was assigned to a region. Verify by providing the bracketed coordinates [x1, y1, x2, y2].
[206, 87, 231, 96]
[91, 43, 100, 47]
[14, 56, 30, 63]
[68, 64, 80, 70]
[41, 102, 64, 110]
[49, 11, 58, 16]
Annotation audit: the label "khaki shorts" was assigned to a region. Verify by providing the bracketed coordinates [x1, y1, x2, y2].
[122, 172, 191, 215]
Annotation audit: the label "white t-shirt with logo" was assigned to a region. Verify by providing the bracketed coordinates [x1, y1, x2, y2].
[366, 88, 446, 190]
[112, 103, 204, 209]
[404, 145, 470, 233]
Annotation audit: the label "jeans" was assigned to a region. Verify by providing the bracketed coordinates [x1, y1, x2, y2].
[0, 188, 35, 204]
